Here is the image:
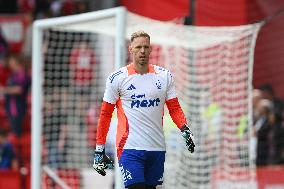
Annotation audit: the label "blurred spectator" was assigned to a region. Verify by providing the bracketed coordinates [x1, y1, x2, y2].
[0, 128, 18, 170]
[269, 110, 284, 165]
[259, 84, 284, 121]
[253, 89, 262, 122]
[43, 88, 69, 168]
[255, 99, 272, 166]
[69, 40, 96, 94]
[0, 55, 31, 137]
[0, 29, 9, 61]
[69, 40, 96, 135]
[75, 1, 89, 14]
[61, 0, 75, 16]
[21, 13, 34, 63]
[258, 84, 284, 165]
[18, 0, 35, 13]
[50, 0, 62, 17]
[34, 0, 51, 19]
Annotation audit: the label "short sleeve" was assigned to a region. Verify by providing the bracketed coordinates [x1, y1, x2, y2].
[103, 70, 122, 104]
[166, 70, 177, 100]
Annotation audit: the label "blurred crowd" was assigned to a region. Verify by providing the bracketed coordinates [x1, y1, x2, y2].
[0, 17, 30, 189]
[253, 84, 284, 166]
[0, 1, 99, 187]
[0, 0, 95, 18]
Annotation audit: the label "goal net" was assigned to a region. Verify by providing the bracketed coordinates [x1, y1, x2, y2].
[32, 7, 262, 189]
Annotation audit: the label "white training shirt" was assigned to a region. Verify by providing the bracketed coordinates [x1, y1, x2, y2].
[103, 64, 177, 151]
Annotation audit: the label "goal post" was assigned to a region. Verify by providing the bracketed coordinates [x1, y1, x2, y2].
[32, 6, 263, 189]
[32, 7, 126, 189]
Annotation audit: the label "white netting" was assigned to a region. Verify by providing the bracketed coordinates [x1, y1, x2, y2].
[41, 30, 116, 189]
[34, 8, 262, 189]
[159, 37, 259, 189]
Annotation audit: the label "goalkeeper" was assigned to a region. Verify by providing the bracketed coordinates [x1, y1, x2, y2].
[93, 30, 195, 189]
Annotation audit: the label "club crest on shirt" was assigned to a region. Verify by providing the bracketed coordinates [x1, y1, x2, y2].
[158, 67, 166, 71]
[155, 80, 162, 89]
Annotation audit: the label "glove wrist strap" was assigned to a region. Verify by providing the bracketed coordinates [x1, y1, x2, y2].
[95, 144, 105, 153]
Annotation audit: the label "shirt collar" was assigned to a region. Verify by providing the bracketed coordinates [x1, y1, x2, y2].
[127, 63, 156, 75]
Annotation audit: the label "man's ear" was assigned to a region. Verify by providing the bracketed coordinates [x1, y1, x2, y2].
[128, 45, 133, 54]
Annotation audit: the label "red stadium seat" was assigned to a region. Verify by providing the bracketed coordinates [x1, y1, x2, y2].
[0, 170, 21, 189]
[257, 166, 284, 189]
[0, 63, 10, 86]
[0, 100, 6, 118]
[0, 117, 9, 131]
[25, 173, 31, 189]
[18, 133, 31, 167]
[22, 114, 31, 133]
[27, 92, 31, 106]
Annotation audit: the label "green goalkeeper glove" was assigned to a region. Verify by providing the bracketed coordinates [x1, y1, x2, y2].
[181, 124, 195, 153]
[93, 145, 114, 176]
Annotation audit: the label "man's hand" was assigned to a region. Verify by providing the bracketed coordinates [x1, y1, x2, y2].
[93, 145, 114, 176]
[181, 124, 195, 153]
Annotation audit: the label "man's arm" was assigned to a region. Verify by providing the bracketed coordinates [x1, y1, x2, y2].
[165, 97, 187, 129]
[93, 101, 115, 176]
[166, 97, 195, 153]
[96, 101, 115, 144]
[93, 69, 122, 175]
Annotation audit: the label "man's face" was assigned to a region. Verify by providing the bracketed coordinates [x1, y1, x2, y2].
[129, 37, 151, 65]
[8, 57, 18, 72]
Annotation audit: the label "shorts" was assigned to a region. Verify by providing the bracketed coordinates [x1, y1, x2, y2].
[118, 149, 165, 188]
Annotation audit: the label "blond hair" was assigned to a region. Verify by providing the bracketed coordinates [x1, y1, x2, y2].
[130, 30, 150, 42]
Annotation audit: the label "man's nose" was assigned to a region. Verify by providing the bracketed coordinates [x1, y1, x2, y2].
[140, 47, 145, 53]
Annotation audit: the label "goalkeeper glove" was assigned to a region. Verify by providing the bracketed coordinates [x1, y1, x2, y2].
[181, 124, 195, 153]
[93, 145, 114, 176]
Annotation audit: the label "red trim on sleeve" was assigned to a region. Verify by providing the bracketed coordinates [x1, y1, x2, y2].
[166, 97, 187, 129]
[96, 101, 115, 144]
